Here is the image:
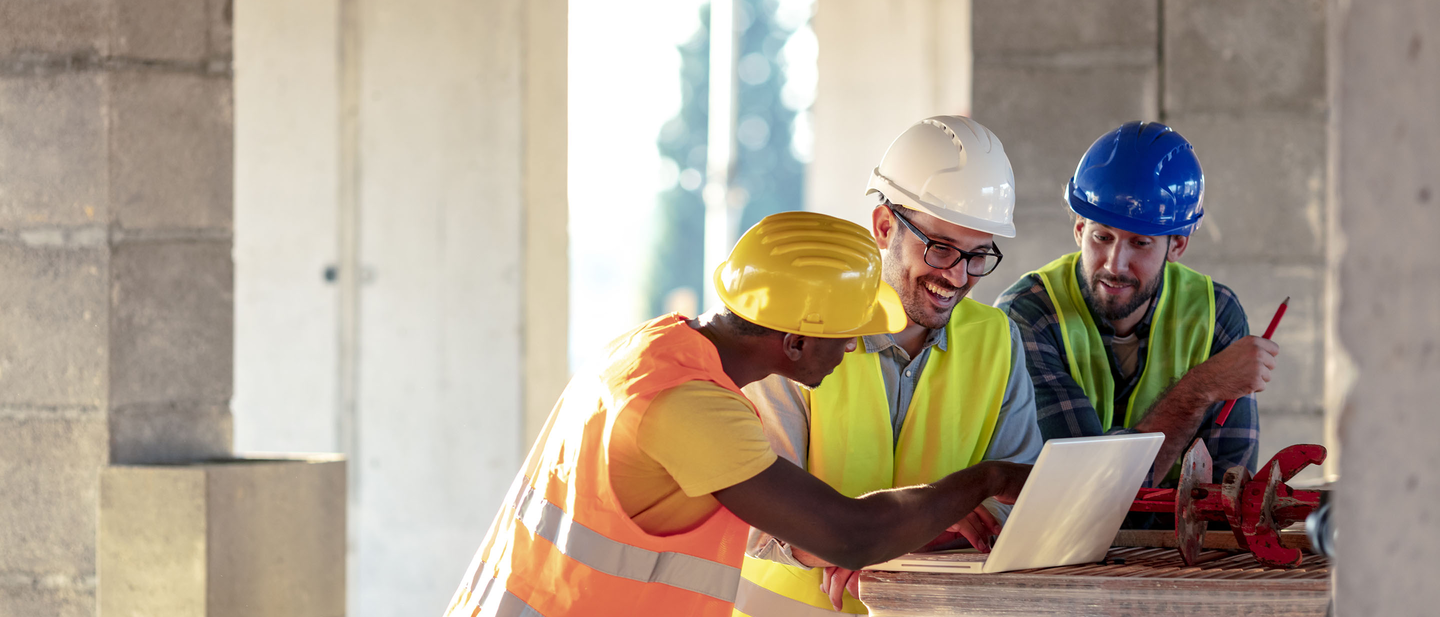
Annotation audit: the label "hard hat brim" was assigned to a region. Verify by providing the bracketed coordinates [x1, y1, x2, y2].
[843, 281, 907, 337]
[865, 179, 1017, 238]
[1066, 182, 1201, 237]
[713, 270, 907, 338]
[897, 198, 1018, 238]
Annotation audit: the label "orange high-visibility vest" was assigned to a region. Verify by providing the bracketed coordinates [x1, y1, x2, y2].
[444, 314, 755, 617]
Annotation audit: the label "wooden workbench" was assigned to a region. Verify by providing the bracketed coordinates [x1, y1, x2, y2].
[859, 547, 1331, 616]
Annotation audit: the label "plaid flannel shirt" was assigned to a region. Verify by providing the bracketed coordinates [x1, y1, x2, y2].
[995, 265, 1260, 489]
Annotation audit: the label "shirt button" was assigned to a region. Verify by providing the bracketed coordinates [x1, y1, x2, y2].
[905, 370, 912, 377]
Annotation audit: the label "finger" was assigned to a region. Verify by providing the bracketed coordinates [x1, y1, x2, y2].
[828, 569, 852, 610]
[972, 506, 1001, 534]
[820, 567, 831, 595]
[845, 569, 861, 600]
[955, 520, 991, 553]
[964, 511, 997, 539]
[1258, 338, 1280, 354]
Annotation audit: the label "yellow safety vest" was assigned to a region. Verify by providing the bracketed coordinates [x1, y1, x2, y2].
[733, 299, 1011, 616]
[1032, 252, 1215, 431]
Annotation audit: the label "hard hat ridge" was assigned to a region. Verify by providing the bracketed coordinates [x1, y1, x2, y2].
[714, 211, 905, 338]
[866, 116, 1017, 238]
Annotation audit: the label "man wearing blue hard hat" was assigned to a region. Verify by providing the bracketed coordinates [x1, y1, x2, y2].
[997, 121, 1271, 493]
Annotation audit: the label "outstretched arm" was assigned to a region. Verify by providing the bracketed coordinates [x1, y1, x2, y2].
[713, 458, 1030, 571]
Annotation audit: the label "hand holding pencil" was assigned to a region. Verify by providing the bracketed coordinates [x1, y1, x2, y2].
[1215, 297, 1289, 426]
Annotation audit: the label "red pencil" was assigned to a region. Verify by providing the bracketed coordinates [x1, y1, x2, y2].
[1215, 296, 1289, 426]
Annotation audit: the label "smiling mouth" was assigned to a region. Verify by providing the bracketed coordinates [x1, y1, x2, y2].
[922, 280, 959, 305]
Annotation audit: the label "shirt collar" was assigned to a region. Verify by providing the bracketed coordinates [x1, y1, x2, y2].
[860, 325, 948, 355]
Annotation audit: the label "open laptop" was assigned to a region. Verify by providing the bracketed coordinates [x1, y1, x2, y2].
[866, 433, 1164, 574]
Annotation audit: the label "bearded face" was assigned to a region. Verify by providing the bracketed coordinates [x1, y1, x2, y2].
[1073, 219, 1178, 325]
[1078, 263, 1164, 322]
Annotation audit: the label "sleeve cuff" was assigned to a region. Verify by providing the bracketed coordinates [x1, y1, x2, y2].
[747, 535, 812, 570]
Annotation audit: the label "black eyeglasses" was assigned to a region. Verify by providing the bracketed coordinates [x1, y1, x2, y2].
[887, 204, 1004, 276]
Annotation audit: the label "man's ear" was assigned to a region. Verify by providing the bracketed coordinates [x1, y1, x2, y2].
[872, 204, 895, 250]
[1073, 216, 1086, 248]
[1167, 234, 1189, 262]
[781, 333, 806, 362]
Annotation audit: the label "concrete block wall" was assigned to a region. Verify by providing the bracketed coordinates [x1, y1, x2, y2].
[970, 0, 1330, 480]
[1163, 0, 1328, 472]
[971, 0, 1158, 299]
[0, 1, 235, 614]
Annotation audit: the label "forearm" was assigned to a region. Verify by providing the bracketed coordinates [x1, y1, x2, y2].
[1132, 371, 1220, 484]
[803, 465, 1002, 569]
[717, 457, 1025, 571]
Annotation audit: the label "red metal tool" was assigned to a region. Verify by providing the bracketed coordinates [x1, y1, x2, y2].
[1131, 439, 1325, 568]
[1216, 296, 1289, 426]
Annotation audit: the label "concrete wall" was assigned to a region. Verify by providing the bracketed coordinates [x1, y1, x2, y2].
[233, 0, 567, 614]
[969, 0, 1159, 305]
[1161, 0, 1329, 477]
[0, 1, 234, 614]
[1331, 1, 1440, 614]
[809, 0, 971, 224]
[967, 0, 1330, 480]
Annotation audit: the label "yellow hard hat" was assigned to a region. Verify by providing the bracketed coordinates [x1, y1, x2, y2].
[714, 211, 906, 337]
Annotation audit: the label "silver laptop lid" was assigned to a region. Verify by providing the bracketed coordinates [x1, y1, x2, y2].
[982, 432, 1163, 573]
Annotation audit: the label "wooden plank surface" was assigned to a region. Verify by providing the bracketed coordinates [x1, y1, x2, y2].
[860, 547, 1331, 616]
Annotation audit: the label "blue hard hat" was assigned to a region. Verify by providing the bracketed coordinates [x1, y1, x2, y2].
[1065, 121, 1204, 236]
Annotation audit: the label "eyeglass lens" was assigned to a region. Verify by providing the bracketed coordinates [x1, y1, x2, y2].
[924, 244, 1001, 276]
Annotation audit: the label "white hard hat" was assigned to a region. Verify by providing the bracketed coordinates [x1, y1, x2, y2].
[866, 116, 1017, 238]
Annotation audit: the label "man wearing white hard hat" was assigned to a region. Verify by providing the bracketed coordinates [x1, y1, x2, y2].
[735, 117, 1043, 616]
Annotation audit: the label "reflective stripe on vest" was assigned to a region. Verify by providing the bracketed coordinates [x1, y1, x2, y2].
[447, 315, 754, 617]
[733, 577, 848, 617]
[1032, 252, 1215, 430]
[511, 479, 742, 602]
[736, 299, 1012, 616]
[461, 572, 543, 617]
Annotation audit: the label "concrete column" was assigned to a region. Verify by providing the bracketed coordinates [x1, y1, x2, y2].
[233, 0, 567, 614]
[0, 0, 234, 614]
[810, 0, 972, 224]
[1331, 1, 1440, 614]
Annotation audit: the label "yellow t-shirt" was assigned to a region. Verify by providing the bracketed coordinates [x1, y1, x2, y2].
[609, 381, 779, 536]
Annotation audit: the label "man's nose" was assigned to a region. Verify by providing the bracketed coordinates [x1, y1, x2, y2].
[1104, 243, 1128, 275]
[941, 259, 971, 288]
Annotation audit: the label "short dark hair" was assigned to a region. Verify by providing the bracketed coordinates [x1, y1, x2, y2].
[722, 309, 782, 338]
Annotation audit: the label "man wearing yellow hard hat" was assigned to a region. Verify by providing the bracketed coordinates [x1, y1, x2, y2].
[738, 117, 1044, 615]
[443, 211, 1031, 617]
